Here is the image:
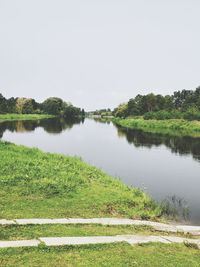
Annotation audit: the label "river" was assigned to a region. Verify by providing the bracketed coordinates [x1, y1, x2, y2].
[1, 117, 200, 224]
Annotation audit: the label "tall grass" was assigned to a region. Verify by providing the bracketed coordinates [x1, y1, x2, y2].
[114, 118, 200, 137]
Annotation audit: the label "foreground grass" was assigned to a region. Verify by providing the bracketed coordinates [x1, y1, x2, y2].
[114, 118, 200, 138]
[0, 243, 200, 267]
[0, 114, 54, 121]
[0, 141, 160, 219]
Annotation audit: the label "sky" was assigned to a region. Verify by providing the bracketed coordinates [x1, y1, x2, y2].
[0, 0, 200, 110]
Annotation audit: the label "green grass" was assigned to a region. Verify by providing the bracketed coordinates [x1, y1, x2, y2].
[0, 243, 200, 267]
[0, 141, 160, 220]
[114, 118, 200, 138]
[0, 224, 195, 241]
[0, 114, 55, 121]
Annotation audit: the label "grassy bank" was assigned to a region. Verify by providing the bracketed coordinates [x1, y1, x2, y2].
[114, 118, 200, 138]
[0, 141, 160, 219]
[1, 243, 200, 267]
[0, 114, 55, 121]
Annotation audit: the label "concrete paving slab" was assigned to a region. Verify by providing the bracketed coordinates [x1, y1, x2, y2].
[67, 218, 101, 224]
[162, 236, 200, 247]
[100, 218, 136, 225]
[40, 235, 174, 247]
[15, 219, 57, 225]
[2, 217, 200, 236]
[176, 225, 200, 234]
[121, 235, 171, 245]
[40, 236, 123, 246]
[0, 235, 200, 248]
[152, 224, 178, 233]
[162, 236, 186, 243]
[0, 219, 16, 225]
[0, 240, 40, 248]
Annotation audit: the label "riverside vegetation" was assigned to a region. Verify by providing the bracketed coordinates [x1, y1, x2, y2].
[0, 93, 85, 118]
[0, 114, 54, 121]
[114, 118, 200, 138]
[96, 87, 200, 137]
[112, 87, 200, 119]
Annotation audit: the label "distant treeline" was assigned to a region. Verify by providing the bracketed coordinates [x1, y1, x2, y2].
[87, 109, 112, 117]
[0, 93, 85, 118]
[113, 87, 200, 120]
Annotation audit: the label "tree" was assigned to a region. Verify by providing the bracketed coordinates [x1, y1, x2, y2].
[16, 98, 36, 114]
[0, 94, 7, 113]
[113, 103, 128, 118]
[42, 97, 63, 115]
[127, 98, 139, 116]
[7, 97, 16, 113]
[144, 93, 157, 112]
[62, 102, 81, 118]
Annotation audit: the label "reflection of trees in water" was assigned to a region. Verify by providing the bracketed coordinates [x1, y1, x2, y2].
[115, 125, 200, 161]
[92, 117, 111, 124]
[0, 117, 84, 137]
[161, 195, 190, 222]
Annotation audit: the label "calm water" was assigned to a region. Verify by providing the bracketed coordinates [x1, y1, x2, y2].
[1, 117, 200, 224]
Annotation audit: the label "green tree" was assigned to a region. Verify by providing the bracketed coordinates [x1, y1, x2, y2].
[42, 97, 63, 115]
[113, 103, 128, 118]
[0, 94, 7, 113]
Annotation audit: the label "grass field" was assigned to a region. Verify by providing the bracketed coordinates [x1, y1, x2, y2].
[0, 243, 200, 267]
[0, 141, 160, 220]
[113, 118, 200, 138]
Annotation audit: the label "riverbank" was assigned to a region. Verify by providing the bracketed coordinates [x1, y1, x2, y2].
[2, 141, 200, 265]
[0, 114, 55, 121]
[113, 118, 200, 138]
[0, 141, 160, 219]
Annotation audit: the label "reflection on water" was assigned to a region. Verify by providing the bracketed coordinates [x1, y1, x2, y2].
[1, 117, 199, 164]
[93, 117, 112, 125]
[115, 126, 200, 162]
[161, 195, 190, 222]
[0, 117, 85, 138]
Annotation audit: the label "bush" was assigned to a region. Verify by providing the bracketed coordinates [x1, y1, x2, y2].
[183, 108, 200, 121]
[144, 110, 182, 120]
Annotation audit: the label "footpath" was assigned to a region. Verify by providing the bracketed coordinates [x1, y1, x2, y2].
[1, 218, 200, 249]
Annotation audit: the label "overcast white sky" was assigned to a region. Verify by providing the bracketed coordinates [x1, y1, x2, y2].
[0, 0, 200, 110]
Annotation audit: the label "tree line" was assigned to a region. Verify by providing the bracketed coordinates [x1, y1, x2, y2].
[113, 87, 200, 120]
[0, 93, 85, 118]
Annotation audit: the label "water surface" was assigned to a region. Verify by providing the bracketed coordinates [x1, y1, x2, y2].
[1, 118, 200, 224]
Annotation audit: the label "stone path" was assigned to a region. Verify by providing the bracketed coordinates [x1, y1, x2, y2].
[1, 218, 200, 235]
[0, 234, 200, 248]
[1, 218, 200, 249]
